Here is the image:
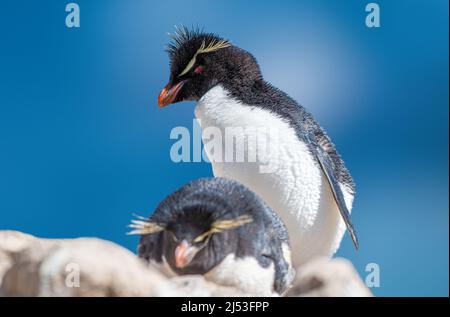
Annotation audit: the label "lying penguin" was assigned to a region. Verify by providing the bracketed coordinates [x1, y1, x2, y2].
[129, 177, 295, 296]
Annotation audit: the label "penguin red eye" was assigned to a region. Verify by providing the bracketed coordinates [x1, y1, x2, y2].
[194, 65, 204, 74]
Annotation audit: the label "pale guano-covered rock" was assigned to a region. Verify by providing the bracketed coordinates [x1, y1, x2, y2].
[0, 231, 372, 297]
[288, 257, 373, 297]
[0, 231, 38, 289]
[0, 231, 167, 296]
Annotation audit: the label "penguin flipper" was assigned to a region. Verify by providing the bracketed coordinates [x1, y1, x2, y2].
[313, 145, 359, 249]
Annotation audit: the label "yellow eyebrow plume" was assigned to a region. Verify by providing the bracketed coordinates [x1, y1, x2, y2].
[192, 214, 253, 243]
[193, 227, 221, 243]
[126, 219, 166, 235]
[178, 39, 231, 77]
[212, 214, 253, 230]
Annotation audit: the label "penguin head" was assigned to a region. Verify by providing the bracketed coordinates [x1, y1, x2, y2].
[158, 27, 262, 107]
[130, 181, 254, 274]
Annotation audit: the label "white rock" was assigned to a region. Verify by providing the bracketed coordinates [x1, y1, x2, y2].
[0, 231, 372, 297]
[287, 257, 373, 297]
[0, 231, 167, 296]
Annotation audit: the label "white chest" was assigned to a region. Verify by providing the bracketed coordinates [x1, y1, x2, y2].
[195, 85, 352, 265]
[204, 254, 276, 296]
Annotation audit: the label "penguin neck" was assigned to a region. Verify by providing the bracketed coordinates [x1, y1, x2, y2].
[196, 84, 239, 112]
[198, 79, 301, 117]
[195, 84, 282, 133]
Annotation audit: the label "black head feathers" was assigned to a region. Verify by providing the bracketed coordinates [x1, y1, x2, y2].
[166, 26, 229, 70]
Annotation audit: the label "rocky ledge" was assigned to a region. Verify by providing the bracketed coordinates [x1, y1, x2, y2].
[0, 230, 372, 297]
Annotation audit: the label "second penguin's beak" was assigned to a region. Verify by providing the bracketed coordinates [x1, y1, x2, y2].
[174, 240, 199, 269]
[157, 80, 186, 108]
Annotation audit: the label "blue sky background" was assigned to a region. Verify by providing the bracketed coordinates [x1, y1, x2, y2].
[0, 1, 448, 296]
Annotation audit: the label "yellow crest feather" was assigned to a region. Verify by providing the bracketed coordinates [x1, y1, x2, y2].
[178, 39, 231, 77]
[192, 214, 253, 243]
[126, 217, 165, 235]
[211, 214, 253, 231]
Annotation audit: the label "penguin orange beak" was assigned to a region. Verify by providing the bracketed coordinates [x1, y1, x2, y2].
[157, 80, 186, 108]
[174, 240, 199, 268]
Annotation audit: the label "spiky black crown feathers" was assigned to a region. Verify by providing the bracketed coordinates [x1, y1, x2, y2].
[165, 26, 230, 58]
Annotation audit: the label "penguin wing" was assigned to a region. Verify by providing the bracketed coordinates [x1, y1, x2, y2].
[312, 143, 359, 249]
[260, 209, 295, 294]
[261, 234, 294, 295]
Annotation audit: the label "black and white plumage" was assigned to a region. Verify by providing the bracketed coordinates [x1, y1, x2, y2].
[157, 27, 358, 266]
[132, 177, 295, 296]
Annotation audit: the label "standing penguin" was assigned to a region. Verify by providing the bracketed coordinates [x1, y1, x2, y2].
[157, 27, 358, 266]
[130, 177, 295, 296]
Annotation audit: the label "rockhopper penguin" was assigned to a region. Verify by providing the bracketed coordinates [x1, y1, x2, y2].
[157, 27, 358, 266]
[130, 177, 295, 296]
